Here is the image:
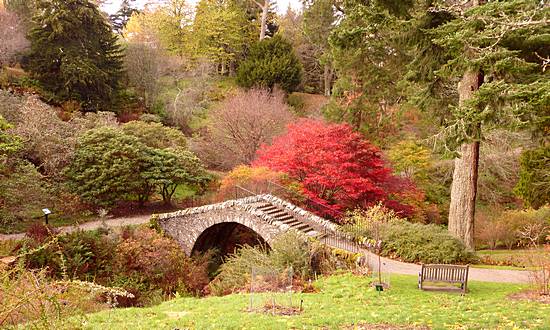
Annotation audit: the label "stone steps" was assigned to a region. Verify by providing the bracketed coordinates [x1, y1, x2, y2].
[256, 202, 317, 236]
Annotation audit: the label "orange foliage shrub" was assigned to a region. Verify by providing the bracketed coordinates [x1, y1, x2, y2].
[113, 227, 210, 297]
[218, 165, 305, 202]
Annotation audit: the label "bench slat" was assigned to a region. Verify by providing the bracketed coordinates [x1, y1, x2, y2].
[419, 264, 469, 293]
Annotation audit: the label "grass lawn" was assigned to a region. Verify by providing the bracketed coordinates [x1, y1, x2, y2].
[173, 184, 198, 200]
[81, 273, 549, 329]
[477, 249, 546, 257]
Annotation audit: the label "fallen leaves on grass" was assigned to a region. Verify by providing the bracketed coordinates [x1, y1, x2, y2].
[508, 290, 550, 304]
[342, 324, 430, 330]
[247, 301, 303, 316]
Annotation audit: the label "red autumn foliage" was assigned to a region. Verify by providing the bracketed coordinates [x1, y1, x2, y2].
[253, 119, 415, 220]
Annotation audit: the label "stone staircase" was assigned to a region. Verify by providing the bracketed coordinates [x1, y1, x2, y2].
[252, 201, 319, 237]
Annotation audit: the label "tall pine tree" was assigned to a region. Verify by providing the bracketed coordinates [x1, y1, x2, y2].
[422, 0, 548, 248]
[328, 0, 548, 248]
[109, 0, 139, 34]
[25, 0, 124, 112]
[303, 0, 338, 96]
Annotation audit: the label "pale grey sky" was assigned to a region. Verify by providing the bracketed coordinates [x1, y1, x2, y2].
[102, 0, 303, 15]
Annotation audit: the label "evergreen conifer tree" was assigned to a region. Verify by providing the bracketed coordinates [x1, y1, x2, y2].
[237, 35, 302, 92]
[329, 0, 548, 248]
[25, 0, 124, 112]
[110, 0, 139, 34]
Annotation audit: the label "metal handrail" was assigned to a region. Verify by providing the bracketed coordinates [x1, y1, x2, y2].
[262, 181, 362, 250]
[234, 185, 258, 197]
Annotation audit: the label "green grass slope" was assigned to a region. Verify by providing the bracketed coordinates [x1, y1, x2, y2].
[81, 273, 549, 329]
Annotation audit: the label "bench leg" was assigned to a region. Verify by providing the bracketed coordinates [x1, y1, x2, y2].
[461, 282, 467, 294]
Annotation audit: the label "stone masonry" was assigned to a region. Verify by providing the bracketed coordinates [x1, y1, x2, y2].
[157, 194, 338, 255]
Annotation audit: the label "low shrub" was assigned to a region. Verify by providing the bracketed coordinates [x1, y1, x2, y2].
[18, 226, 116, 280]
[15, 225, 210, 307]
[0, 239, 19, 258]
[113, 227, 210, 302]
[380, 221, 476, 264]
[475, 209, 516, 250]
[287, 93, 306, 116]
[209, 231, 341, 296]
[476, 206, 550, 249]
[209, 245, 271, 296]
[270, 231, 313, 278]
[25, 223, 58, 243]
[0, 266, 122, 328]
[342, 205, 476, 264]
[530, 245, 550, 295]
[341, 204, 401, 238]
[58, 230, 117, 280]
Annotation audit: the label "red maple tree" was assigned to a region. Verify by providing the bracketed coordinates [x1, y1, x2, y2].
[253, 119, 415, 220]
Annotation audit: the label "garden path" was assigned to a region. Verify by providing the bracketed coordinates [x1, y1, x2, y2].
[0, 214, 152, 241]
[355, 244, 531, 284]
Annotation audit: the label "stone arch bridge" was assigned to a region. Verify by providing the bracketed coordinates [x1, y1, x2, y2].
[157, 194, 339, 256]
[154, 196, 532, 284]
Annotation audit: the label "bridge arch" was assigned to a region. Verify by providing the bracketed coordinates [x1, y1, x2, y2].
[156, 195, 336, 256]
[191, 222, 269, 256]
[157, 202, 282, 255]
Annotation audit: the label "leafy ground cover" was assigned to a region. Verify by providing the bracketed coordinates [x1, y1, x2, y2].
[81, 273, 549, 329]
[476, 249, 548, 268]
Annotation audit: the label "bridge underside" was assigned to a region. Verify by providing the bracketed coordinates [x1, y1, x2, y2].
[191, 222, 268, 256]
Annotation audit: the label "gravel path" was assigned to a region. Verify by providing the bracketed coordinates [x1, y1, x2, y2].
[0, 214, 152, 241]
[1, 213, 533, 284]
[363, 250, 532, 284]
[325, 239, 532, 284]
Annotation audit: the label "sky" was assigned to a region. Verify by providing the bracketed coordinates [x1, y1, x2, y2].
[101, 0, 303, 15]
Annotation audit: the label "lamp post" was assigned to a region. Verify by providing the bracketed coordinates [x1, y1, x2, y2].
[42, 208, 51, 225]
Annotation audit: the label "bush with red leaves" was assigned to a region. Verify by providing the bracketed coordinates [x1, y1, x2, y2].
[254, 119, 416, 220]
[24, 223, 58, 243]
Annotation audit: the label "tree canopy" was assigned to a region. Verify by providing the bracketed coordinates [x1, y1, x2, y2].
[236, 35, 303, 92]
[65, 126, 209, 207]
[254, 119, 415, 219]
[24, 0, 124, 112]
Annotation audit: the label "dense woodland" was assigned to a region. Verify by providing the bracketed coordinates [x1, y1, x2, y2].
[0, 0, 549, 327]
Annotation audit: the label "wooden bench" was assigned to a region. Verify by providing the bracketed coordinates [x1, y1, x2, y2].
[418, 264, 469, 293]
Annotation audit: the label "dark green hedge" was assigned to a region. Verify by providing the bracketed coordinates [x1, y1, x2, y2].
[380, 221, 476, 264]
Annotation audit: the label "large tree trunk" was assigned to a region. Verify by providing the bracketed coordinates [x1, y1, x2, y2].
[448, 141, 479, 249]
[448, 70, 482, 249]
